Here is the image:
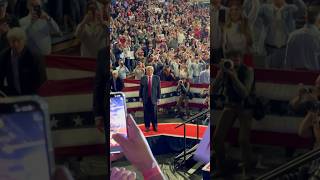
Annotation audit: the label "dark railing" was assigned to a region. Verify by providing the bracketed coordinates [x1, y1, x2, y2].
[174, 109, 209, 165]
[257, 147, 320, 180]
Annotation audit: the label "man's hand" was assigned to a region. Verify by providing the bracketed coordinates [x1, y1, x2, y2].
[225, 69, 237, 80]
[40, 11, 50, 21]
[31, 12, 40, 22]
[112, 114, 158, 173]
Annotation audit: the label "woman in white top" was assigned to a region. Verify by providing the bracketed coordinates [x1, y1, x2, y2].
[133, 61, 145, 80]
[179, 63, 189, 80]
[75, 4, 107, 58]
[222, 0, 259, 56]
[223, 5, 252, 56]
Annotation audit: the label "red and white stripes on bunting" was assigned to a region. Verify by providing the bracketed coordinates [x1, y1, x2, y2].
[123, 79, 209, 112]
[39, 55, 320, 150]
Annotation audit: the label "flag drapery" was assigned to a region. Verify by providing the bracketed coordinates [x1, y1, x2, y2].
[123, 79, 209, 112]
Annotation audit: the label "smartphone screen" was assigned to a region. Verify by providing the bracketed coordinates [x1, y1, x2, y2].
[0, 100, 51, 180]
[110, 92, 128, 154]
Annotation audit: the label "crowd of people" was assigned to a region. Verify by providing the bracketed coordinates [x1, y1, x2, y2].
[213, 0, 320, 70]
[0, 0, 108, 96]
[110, 0, 210, 84]
[212, 0, 320, 178]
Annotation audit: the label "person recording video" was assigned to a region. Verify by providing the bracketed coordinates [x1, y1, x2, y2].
[212, 50, 254, 177]
[176, 77, 191, 118]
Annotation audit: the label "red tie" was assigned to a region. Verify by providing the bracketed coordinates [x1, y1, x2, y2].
[148, 76, 152, 97]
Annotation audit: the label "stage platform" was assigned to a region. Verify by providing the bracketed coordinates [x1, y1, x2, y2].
[54, 123, 208, 157]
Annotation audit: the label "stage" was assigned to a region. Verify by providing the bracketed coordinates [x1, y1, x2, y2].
[54, 122, 208, 157]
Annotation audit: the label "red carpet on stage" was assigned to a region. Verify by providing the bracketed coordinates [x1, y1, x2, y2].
[138, 123, 208, 140]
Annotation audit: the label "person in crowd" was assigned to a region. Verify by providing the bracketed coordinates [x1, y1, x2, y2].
[290, 75, 320, 115]
[213, 50, 254, 177]
[111, 114, 166, 180]
[0, 0, 19, 28]
[285, 75, 320, 179]
[251, 0, 306, 68]
[176, 77, 190, 118]
[222, 1, 258, 58]
[19, 0, 62, 56]
[75, 2, 107, 58]
[179, 63, 189, 81]
[191, 57, 203, 84]
[212, 0, 228, 63]
[159, 65, 175, 82]
[170, 58, 180, 79]
[0, 27, 47, 96]
[111, 70, 124, 92]
[110, 0, 209, 83]
[133, 61, 145, 80]
[284, 9, 320, 71]
[117, 60, 130, 80]
[199, 64, 210, 84]
[139, 66, 161, 132]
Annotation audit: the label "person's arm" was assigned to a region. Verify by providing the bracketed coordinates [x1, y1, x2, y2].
[139, 77, 144, 99]
[186, 82, 190, 92]
[230, 67, 254, 98]
[112, 115, 166, 180]
[47, 16, 62, 36]
[75, 19, 88, 40]
[212, 70, 224, 94]
[119, 79, 124, 91]
[244, 0, 260, 24]
[298, 111, 314, 138]
[291, 0, 307, 16]
[290, 95, 303, 111]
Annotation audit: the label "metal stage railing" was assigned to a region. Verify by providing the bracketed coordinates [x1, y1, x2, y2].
[174, 109, 209, 167]
[257, 147, 320, 180]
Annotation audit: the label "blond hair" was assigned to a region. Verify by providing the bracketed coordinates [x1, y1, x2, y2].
[7, 28, 27, 42]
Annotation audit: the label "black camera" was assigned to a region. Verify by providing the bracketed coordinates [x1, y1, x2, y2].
[221, 59, 234, 71]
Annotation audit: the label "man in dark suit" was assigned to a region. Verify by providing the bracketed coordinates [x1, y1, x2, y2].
[0, 27, 46, 96]
[110, 70, 124, 92]
[139, 66, 161, 132]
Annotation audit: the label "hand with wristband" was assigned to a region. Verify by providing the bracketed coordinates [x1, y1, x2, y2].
[111, 114, 166, 180]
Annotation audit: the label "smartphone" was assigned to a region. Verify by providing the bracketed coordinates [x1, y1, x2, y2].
[0, 96, 53, 180]
[110, 92, 128, 154]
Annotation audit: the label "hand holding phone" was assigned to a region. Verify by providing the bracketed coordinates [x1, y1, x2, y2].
[0, 97, 53, 180]
[112, 114, 158, 173]
[110, 92, 128, 154]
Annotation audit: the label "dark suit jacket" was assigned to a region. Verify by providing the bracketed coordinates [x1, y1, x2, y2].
[111, 77, 124, 92]
[139, 75, 161, 105]
[0, 47, 46, 96]
[93, 47, 109, 118]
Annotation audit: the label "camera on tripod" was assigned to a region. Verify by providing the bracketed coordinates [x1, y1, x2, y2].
[220, 59, 234, 72]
